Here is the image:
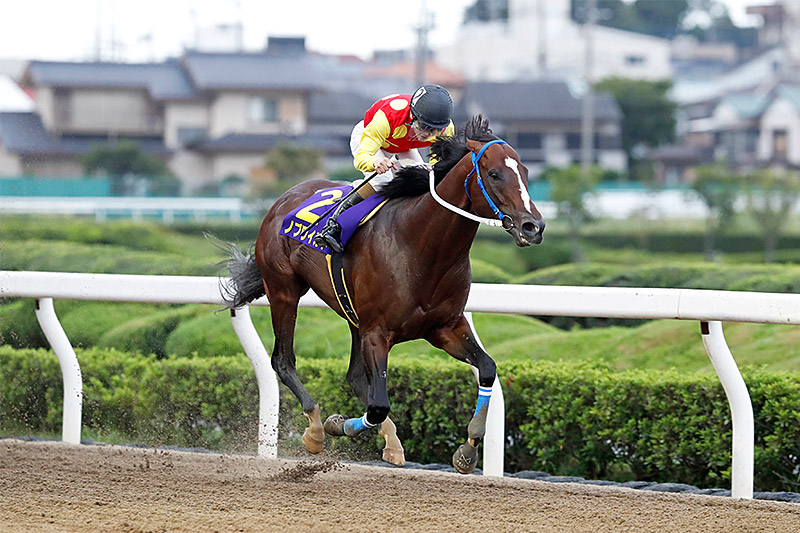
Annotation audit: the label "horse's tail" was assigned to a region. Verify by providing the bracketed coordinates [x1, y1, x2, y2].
[206, 233, 265, 310]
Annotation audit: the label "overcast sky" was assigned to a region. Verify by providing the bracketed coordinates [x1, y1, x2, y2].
[0, 0, 769, 64]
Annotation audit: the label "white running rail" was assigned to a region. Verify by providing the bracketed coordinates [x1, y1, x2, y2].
[4, 271, 800, 497]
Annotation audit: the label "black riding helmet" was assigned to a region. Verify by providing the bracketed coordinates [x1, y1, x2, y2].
[410, 84, 453, 129]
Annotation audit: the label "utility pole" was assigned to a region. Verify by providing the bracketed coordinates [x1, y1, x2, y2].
[536, 0, 547, 76]
[580, 0, 597, 177]
[414, 2, 434, 87]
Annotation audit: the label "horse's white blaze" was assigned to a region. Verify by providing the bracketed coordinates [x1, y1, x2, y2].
[505, 157, 532, 213]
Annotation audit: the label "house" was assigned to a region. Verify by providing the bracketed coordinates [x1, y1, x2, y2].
[436, 0, 672, 83]
[668, 34, 800, 176]
[5, 43, 376, 194]
[455, 81, 626, 176]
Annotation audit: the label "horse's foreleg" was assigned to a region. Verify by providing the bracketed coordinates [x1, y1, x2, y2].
[325, 331, 391, 434]
[429, 316, 497, 474]
[342, 326, 405, 465]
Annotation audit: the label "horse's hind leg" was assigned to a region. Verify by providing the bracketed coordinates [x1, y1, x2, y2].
[268, 283, 324, 454]
[339, 326, 405, 466]
[429, 316, 497, 474]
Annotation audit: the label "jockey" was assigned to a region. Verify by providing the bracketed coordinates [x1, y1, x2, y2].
[314, 84, 455, 253]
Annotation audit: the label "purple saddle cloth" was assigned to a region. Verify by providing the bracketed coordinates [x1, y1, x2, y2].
[280, 185, 388, 254]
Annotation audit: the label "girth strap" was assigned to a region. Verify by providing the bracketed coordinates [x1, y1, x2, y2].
[327, 252, 359, 328]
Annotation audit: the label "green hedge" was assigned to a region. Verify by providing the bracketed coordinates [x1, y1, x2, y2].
[516, 262, 800, 291]
[0, 216, 181, 252]
[0, 240, 216, 275]
[2, 345, 798, 492]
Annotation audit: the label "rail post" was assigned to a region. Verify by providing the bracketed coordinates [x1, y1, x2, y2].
[701, 321, 754, 499]
[230, 306, 279, 458]
[34, 298, 82, 445]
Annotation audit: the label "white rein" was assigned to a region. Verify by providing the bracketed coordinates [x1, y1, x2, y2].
[427, 167, 504, 227]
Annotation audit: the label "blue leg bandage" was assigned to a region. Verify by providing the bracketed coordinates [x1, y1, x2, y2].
[473, 386, 492, 417]
[343, 414, 376, 436]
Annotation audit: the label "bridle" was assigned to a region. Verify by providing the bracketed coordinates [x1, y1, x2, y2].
[428, 139, 515, 230]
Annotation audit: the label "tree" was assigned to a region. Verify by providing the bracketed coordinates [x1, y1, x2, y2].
[262, 142, 323, 195]
[594, 77, 677, 175]
[572, 0, 688, 38]
[83, 141, 178, 196]
[745, 170, 800, 263]
[690, 164, 741, 261]
[546, 164, 602, 262]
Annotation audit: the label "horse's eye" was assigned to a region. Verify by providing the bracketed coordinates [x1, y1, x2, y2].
[488, 170, 501, 181]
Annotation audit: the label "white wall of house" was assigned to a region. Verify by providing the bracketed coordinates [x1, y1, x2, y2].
[759, 98, 800, 164]
[169, 150, 213, 194]
[542, 132, 571, 167]
[22, 156, 83, 176]
[67, 89, 162, 134]
[35, 86, 56, 130]
[212, 153, 266, 183]
[599, 150, 627, 172]
[210, 92, 307, 137]
[0, 145, 22, 174]
[712, 102, 744, 129]
[164, 102, 210, 149]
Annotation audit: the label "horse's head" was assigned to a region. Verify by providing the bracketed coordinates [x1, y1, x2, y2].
[465, 138, 545, 246]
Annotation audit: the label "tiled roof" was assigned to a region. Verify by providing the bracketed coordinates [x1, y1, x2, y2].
[456, 81, 620, 122]
[309, 91, 375, 123]
[181, 52, 325, 91]
[0, 112, 57, 153]
[190, 132, 348, 155]
[25, 60, 197, 100]
[0, 112, 169, 156]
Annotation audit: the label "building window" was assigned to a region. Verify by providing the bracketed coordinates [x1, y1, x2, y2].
[566, 132, 581, 150]
[625, 55, 646, 66]
[249, 97, 278, 123]
[54, 88, 71, 126]
[177, 127, 208, 147]
[516, 132, 542, 149]
[566, 132, 600, 149]
[773, 129, 788, 159]
[744, 129, 759, 154]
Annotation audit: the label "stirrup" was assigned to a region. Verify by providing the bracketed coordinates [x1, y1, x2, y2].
[314, 223, 343, 253]
[318, 233, 343, 253]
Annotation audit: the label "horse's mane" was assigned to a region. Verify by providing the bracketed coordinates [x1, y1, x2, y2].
[379, 115, 498, 200]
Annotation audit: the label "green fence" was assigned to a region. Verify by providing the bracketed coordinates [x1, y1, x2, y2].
[0, 176, 111, 197]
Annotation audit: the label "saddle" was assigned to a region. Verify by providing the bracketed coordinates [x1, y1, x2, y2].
[280, 185, 387, 254]
[281, 185, 389, 328]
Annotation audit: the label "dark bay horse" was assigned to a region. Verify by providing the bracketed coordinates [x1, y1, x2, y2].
[218, 116, 545, 472]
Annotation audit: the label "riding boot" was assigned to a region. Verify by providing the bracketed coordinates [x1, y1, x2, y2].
[313, 193, 365, 253]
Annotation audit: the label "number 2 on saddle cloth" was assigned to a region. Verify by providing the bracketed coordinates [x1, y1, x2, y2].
[280, 185, 388, 255]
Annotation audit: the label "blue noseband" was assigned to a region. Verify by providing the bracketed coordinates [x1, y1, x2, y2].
[464, 139, 509, 224]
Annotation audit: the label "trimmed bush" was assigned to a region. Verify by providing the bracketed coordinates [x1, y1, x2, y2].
[0, 216, 180, 252]
[2, 345, 799, 492]
[98, 305, 207, 357]
[470, 259, 514, 283]
[0, 240, 216, 275]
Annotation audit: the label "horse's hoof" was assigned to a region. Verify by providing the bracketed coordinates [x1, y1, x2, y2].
[302, 427, 324, 454]
[323, 414, 348, 437]
[382, 446, 406, 467]
[452, 442, 478, 474]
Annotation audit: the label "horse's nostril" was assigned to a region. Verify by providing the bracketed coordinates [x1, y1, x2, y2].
[522, 222, 536, 234]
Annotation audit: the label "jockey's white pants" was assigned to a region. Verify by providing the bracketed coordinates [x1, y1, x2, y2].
[350, 121, 424, 192]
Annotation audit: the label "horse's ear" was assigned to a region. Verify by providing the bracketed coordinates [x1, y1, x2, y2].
[467, 139, 482, 153]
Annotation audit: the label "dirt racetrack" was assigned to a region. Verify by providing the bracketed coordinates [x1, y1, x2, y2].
[2, 439, 800, 533]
